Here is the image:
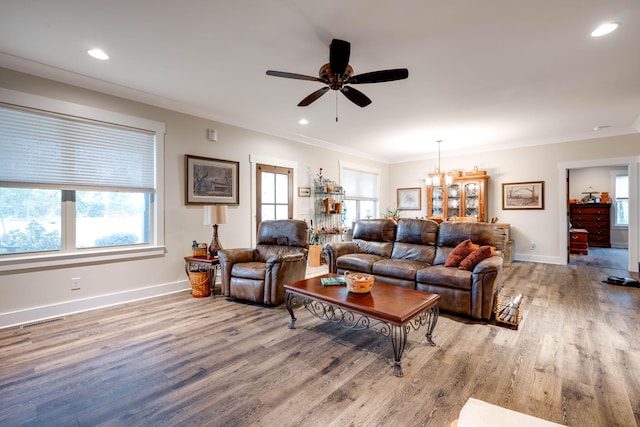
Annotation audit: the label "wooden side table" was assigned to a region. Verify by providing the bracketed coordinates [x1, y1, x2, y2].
[184, 256, 220, 298]
[569, 229, 589, 255]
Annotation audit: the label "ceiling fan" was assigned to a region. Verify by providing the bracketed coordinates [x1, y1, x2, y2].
[266, 39, 409, 108]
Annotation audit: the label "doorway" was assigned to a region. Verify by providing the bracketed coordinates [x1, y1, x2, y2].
[560, 157, 638, 273]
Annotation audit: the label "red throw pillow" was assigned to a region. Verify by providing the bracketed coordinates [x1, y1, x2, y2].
[459, 245, 496, 271]
[445, 239, 479, 267]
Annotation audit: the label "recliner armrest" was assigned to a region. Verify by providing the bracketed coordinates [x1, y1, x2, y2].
[217, 248, 256, 297]
[265, 251, 306, 265]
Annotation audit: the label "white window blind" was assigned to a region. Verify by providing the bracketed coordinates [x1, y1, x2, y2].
[342, 168, 378, 199]
[0, 104, 155, 192]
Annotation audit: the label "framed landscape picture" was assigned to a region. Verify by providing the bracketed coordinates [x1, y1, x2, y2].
[397, 187, 422, 210]
[298, 187, 311, 197]
[185, 154, 239, 205]
[502, 181, 544, 210]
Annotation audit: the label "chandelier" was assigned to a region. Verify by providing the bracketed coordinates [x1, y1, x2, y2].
[426, 140, 452, 187]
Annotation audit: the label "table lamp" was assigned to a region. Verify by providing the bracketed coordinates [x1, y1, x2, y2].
[203, 205, 227, 256]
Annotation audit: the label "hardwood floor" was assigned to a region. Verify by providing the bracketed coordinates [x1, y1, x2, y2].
[1, 259, 639, 426]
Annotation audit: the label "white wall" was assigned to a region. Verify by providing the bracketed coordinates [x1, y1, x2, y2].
[0, 68, 388, 328]
[388, 137, 640, 267]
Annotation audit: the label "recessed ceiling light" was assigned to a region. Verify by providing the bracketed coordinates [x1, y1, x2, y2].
[88, 48, 109, 60]
[298, 118, 309, 125]
[591, 23, 619, 37]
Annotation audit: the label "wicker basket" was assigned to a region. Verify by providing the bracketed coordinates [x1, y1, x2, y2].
[494, 288, 523, 328]
[192, 248, 207, 257]
[189, 271, 211, 298]
[344, 271, 374, 293]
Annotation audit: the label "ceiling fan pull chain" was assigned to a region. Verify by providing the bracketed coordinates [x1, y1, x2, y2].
[336, 91, 339, 122]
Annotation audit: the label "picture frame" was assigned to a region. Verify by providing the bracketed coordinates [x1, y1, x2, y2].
[502, 181, 544, 210]
[185, 154, 239, 205]
[397, 187, 422, 210]
[298, 187, 311, 197]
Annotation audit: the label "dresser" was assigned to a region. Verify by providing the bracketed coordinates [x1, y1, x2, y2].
[569, 203, 611, 248]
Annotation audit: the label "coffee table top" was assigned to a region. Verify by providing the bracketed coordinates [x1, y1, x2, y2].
[284, 274, 439, 325]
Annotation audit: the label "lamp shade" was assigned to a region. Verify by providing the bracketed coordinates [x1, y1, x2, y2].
[203, 205, 228, 225]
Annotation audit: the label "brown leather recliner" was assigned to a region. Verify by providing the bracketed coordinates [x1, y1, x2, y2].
[218, 219, 309, 305]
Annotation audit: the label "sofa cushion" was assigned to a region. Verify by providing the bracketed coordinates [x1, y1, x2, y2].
[395, 218, 438, 245]
[372, 259, 430, 281]
[437, 221, 508, 251]
[391, 242, 436, 264]
[231, 262, 266, 280]
[459, 245, 495, 271]
[391, 218, 438, 264]
[353, 239, 394, 258]
[416, 265, 472, 290]
[352, 219, 397, 241]
[336, 253, 383, 274]
[444, 239, 478, 267]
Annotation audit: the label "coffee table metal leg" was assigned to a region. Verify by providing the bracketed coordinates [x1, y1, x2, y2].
[425, 305, 439, 346]
[285, 291, 297, 329]
[390, 325, 408, 377]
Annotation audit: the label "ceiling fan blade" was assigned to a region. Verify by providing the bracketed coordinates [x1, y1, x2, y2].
[298, 87, 330, 106]
[340, 86, 372, 108]
[348, 68, 409, 84]
[266, 70, 325, 83]
[329, 39, 350, 76]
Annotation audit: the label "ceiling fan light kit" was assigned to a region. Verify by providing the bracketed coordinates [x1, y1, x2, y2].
[266, 39, 408, 111]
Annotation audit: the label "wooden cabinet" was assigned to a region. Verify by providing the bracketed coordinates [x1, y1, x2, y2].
[569, 203, 611, 248]
[427, 175, 489, 222]
[569, 228, 589, 254]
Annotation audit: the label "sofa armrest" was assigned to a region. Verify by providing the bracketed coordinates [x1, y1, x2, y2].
[217, 248, 256, 296]
[324, 241, 359, 273]
[470, 255, 503, 319]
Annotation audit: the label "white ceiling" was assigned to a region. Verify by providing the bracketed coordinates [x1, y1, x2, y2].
[1, 1, 639, 163]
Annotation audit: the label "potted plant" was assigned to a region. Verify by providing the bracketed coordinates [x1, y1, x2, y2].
[384, 206, 400, 221]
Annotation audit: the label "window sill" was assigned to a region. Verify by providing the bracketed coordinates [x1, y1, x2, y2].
[0, 246, 166, 273]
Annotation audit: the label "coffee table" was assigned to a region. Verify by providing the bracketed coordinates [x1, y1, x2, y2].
[284, 274, 440, 377]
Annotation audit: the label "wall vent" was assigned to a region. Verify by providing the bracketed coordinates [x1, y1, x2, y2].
[20, 317, 65, 329]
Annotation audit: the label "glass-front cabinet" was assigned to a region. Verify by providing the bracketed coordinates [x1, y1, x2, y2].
[427, 175, 489, 222]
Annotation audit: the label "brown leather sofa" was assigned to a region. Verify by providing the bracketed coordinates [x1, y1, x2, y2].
[324, 218, 508, 320]
[218, 219, 309, 305]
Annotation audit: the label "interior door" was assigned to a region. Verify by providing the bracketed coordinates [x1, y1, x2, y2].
[256, 164, 293, 230]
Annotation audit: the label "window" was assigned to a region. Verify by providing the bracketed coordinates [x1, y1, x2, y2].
[614, 174, 628, 227]
[340, 165, 379, 228]
[0, 95, 164, 263]
[256, 164, 292, 229]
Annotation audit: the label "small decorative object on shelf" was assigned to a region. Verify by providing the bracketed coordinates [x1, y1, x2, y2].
[495, 288, 523, 328]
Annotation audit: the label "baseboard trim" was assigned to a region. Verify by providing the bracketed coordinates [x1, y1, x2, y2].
[513, 253, 564, 265]
[0, 280, 191, 330]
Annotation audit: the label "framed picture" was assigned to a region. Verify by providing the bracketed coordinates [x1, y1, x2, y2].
[502, 181, 544, 210]
[298, 187, 311, 197]
[397, 187, 422, 210]
[185, 154, 239, 205]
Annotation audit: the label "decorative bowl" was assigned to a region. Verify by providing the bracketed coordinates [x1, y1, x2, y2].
[344, 271, 374, 293]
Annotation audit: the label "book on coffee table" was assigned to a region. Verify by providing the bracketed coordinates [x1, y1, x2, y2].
[321, 277, 346, 286]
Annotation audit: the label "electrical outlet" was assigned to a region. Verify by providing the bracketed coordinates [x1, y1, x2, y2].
[530, 242, 537, 249]
[71, 277, 81, 290]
